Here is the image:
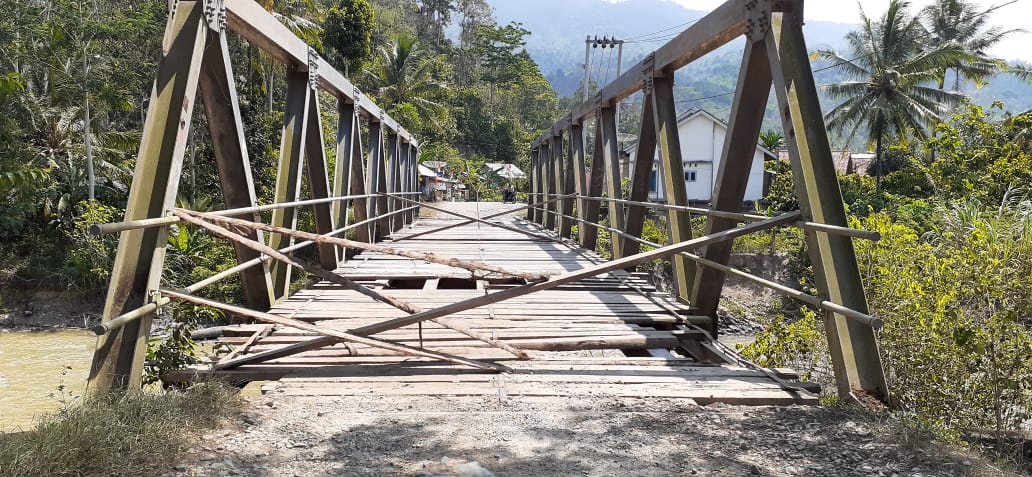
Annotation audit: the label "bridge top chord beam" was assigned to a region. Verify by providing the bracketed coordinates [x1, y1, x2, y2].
[225, 0, 417, 146]
[532, 0, 790, 147]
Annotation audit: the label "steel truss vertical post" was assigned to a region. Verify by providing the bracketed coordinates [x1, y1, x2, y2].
[559, 129, 576, 239]
[403, 140, 413, 227]
[268, 67, 310, 302]
[621, 90, 657, 258]
[386, 132, 401, 232]
[600, 105, 624, 259]
[583, 118, 606, 251]
[690, 36, 772, 335]
[332, 101, 356, 261]
[570, 123, 589, 245]
[409, 144, 419, 223]
[303, 88, 338, 270]
[540, 147, 548, 226]
[651, 74, 695, 303]
[529, 149, 539, 223]
[366, 121, 385, 240]
[767, 3, 888, 400]
[552, 132, 567, 235]
[542, 142, 556, 229]
[538, 146, 549, 226]
[349, 114, 371, 244]
[89, 1, 208, 391]
[373, 123, 390, 239]
[396, 140, 408, 227]
[198, 30, 273, 310]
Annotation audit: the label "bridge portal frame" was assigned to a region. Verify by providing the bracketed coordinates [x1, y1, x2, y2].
[88, 0, 420, 392]
[529, 0, 888, 402]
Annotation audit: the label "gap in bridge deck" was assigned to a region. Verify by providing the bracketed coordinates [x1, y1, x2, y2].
[176, 202, 815, 406]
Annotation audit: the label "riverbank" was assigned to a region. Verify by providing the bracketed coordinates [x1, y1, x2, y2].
[0, 290, 102, 330]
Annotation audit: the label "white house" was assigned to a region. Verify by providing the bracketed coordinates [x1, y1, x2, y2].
[624, 109, 774, 203]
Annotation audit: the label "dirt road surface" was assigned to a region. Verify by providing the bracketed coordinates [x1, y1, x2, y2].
[168, 394, 1013, 477]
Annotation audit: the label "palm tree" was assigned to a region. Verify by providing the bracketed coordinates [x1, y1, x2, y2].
[814, 0, 966, 192]
[758, 130, 785, 154]
[921, 0, 1020, 90]
[365, 35, 448, 135]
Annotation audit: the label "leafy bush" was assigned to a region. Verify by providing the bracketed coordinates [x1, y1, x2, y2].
[857, 199, 1032, 435]
[747, 198, 1032, 440]
[740, 307, 826, 381]
[63, 200, 120, 291]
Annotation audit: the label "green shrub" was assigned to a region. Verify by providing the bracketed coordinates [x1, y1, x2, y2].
[63, 200, 121, 291]
[857, 200, 1032, 435]
[740, 307, 826, 381]
[746, 199, 1032, 439]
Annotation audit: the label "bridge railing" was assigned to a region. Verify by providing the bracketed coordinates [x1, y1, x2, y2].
[527, 0, 889, 402]
[88, 0, 421, 392]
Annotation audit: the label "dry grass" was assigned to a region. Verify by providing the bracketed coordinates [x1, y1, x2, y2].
[0, 382, 240, 477]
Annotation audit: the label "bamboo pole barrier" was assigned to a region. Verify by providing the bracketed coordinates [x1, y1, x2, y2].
[89, 192, 421, 235]
[177, 208, 549, 282]
[390, 193, 576, 242]
[185, 206, 418, 294]
[217, 212, 803, 369]
[174, 210, 531, 359]
[547, 210, 883, 329]
[568, 195, 881, 241]
[382, 193, 556, 242]
[91, 207, 420, 336]
[159, 288, 508, 372]
[175, 210, 425, 313]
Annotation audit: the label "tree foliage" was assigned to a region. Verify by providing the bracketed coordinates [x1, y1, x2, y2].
[815, 0, 967, 188]
[322, 0, 375, 74]
[920, 0, 1017, 89]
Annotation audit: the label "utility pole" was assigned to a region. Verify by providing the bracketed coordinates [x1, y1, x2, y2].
[581, 35, 591, 104]
[585, 35, 625, 145]
[583, 35, 624, 103]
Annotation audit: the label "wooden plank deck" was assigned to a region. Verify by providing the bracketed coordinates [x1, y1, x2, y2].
[175, 202, 816, 405]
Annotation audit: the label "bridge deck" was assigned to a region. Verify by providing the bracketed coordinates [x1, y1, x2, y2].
[181, 203, 815, 405]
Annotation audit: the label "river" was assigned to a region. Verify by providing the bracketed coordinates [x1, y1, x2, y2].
[0, 329, 96, 432]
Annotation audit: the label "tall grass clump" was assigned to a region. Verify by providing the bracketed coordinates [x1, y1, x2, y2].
[0, 383, 240, 476]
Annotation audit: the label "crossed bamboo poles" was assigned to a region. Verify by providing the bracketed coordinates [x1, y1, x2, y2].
[158, 195, 799, 373]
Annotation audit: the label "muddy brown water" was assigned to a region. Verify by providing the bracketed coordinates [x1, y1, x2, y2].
[0, 329, 96, 432]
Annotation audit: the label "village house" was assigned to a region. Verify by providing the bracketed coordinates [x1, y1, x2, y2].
[623, 109, 775, 204]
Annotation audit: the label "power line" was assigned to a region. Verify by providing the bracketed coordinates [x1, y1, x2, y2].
[623, 18, 702, 41]
[670, 52, 872, 105]
[676, 91, 735, 104]
[624, 33, 680, 44]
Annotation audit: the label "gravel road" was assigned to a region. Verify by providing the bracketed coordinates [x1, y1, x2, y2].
[168, 394, 1017, 477]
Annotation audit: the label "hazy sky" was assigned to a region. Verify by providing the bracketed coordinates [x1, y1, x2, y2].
[613, 0, 1032, 62]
